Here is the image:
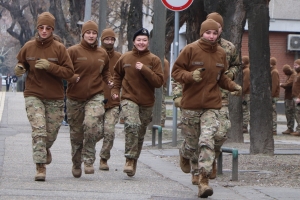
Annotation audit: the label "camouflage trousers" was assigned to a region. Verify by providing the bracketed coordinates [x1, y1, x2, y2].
[294, 103, 300, 132]
[161, 86, 167, 125]
[25, 96, 64, 164]
[67, 94, 105, 166]
[120, 99, 153, 159]
[272, 98, 278, 132]
[284, 99, 295, 130]
[242, 94, 250, 129]
[98, 106, 120, 160]
[180, 109, 219, 175]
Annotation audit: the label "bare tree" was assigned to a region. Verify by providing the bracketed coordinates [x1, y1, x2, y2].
[127, 0, 143, 50]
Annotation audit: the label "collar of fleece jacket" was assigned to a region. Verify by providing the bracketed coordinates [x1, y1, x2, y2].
[35, 34, 54, 48]
[80, 39, 98, 51]
[198, 38, 218, 53]
[132, 45, 150, 57]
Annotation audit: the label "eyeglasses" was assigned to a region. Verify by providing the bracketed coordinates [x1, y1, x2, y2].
[38, 26, 52, 31]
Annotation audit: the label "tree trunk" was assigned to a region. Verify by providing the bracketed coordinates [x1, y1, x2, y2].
[117, 1, 129, 52]
[127, 0, 143, 50]
[245, 0, 274, 155]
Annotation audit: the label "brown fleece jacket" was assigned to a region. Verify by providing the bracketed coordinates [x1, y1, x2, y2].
[67, 39, 112, 101]
[292, 71, 300, 98]
[16, 34, 74, 100]
[281, 68, 296, 100]
[163, 58, 170, 87]
[171, 38, 238, 110]
[243, 64, 250, 95]
[102, 48, 122, 109]
[111, 46, 164, 107]
[271, 66, 280, 98]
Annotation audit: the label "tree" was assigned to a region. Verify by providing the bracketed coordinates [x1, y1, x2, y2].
[127, 0, 143, 50]
[244, 0, 274, 155]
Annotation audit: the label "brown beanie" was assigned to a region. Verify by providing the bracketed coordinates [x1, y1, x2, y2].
[283, 64, 292, 75]
[101, 28, 115, 41]
[37, 12, 55, 29]
[200, 19, 219, 37]
[207, 12, 224, 27]
[81, 20, 98, 37]
[295, 59, 300, 66]
[270, 57, 277, 65]
[242, 56, 249, 65]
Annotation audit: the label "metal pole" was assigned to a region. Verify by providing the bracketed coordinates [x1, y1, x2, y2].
[98, 0, 107, 38]
[84, 0, 92, 22]
[172, 11, 179, 147]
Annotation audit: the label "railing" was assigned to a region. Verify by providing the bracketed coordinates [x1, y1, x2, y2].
[217, 147, 238, 181]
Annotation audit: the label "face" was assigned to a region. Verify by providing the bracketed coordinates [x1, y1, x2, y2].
[294, 62, 300, 69]
[133, 35, 149, 51]
[83, 30, 98, 44]
[216, 22, 222, 37]
[202, 30, 218, 42]
[103, 37, 115, 44]
[37, 25, 53, 39]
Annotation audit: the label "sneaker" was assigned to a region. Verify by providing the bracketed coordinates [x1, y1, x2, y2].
[62, 120, 69, 126]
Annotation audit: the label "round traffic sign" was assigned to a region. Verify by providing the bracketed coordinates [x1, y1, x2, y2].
[161, 0, 193, 11]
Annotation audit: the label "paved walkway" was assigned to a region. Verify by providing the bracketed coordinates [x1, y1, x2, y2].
[0, 91, 299, 199]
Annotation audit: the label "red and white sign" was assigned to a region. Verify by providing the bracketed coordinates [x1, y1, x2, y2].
[161, 0, 193, 11]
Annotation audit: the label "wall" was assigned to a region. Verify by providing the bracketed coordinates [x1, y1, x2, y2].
[241, 31, 297, 99]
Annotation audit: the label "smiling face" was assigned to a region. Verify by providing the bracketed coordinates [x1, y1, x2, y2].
[202, 30, 218, 42]
[83, 30, 98, 44]
[37, 25, 53, 39]
[133, 35, 149, 51]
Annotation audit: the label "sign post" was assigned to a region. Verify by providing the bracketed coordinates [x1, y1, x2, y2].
[161, 0, 193, 146]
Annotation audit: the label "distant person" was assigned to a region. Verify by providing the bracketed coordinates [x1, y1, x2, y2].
[14, 12, 74, 181]
[291, 59, 300, 137]
[5, 74, 12, 92]
[111, 28, 164, 177]
[11, 75, 18, 92]
[280, 64, 296, 135]
[97, 28, 122, 171]
[66, 20, 112, 178]
[161, 57, 170, 127]
[242, 56, 250, 133]
[270, 57, 280, 135]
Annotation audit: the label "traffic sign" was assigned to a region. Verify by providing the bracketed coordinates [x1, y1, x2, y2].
[161, 0, 193, 11]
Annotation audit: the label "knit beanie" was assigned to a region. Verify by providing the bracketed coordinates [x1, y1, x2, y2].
[81, 20, 98, 37]
[294, 59, 300, 66]
[101, 28, 115, 41]
[133, 28, 149, 41]
[200, 19, 219, 37]
[207, 12, 224, 27]
[270, 57, 277, 66]
[283, 64, 292, 75]
[242, 56, 249, 65]
[37, 12, 55, 29]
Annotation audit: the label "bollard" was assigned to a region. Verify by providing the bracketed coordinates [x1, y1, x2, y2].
[217, 147, 238, 181]
[152, 125, 162, 149]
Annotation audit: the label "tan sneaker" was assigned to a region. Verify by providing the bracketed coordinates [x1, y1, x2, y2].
[84, 163, 94, 174]
[35, 163, 46, 181]
[99, 158, 109, 171]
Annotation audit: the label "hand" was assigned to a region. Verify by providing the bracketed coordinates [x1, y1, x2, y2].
[192, 68, 205, 82]
[174, 97, 182, 107]
[35, 59, 50, 70]
[135, 62, 143, 70]
[225, 70, 234, 80]
[231, 84, 242, 96]
[108, 81, 114, 88]
[112, 94, 119, 100]
[14, 63, 26, 76]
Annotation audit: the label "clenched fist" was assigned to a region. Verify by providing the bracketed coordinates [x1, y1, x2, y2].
[231, 84, 242, 96]
[35, 59, 50, 70]
[14, 63, 26, 76]
[192, 68, 205, 82]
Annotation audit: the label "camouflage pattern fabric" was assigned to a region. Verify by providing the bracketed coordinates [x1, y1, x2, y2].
[180, 109, 219, 175]
[285, 99, 295, 130]
[215, 106, 230, 159]
[98, 106, 120, 160]
[67, 94, 105, 166]
[25, 96, 64, 163]
[161, 86, 167, 125]
[294, 103, 300, 132]
[272, 97, 278, 132]
[242, 94, 250, 129]
[120, 99, 153, 159]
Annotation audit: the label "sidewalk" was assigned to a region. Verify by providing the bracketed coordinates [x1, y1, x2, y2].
[0, 91, 299, 199]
